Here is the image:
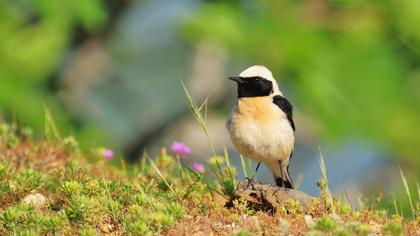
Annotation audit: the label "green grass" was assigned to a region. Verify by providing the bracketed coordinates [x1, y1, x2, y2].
[0, 99, 419, 235]
[0, 155, 193, 235]
[0, 123, 205, 235]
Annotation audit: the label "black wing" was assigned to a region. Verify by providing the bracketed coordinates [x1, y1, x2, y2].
[273, 95, 295, 131]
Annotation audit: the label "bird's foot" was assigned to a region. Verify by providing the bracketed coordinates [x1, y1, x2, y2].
[244, 177, 257, 189]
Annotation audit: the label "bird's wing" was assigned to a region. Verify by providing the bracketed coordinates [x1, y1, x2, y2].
[272, 95, 295, 131]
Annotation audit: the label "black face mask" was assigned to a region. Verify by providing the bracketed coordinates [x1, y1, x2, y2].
[228, 76, 273, 98]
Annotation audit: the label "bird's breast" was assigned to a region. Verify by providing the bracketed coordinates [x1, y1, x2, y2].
[227, 97, 294, 162]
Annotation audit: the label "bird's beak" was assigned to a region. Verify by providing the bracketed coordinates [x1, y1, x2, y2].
[228, 76, 245, 84]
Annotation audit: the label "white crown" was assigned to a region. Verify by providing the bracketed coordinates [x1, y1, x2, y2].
[239, 65, 274, 81]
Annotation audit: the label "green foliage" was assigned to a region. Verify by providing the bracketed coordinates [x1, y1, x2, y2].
[17, 169, 42, 191]
[0, 128, 191, 234]
[61, 180, 84, 197]
[282, 199, 305, 215]
[1, 204, 33, 231]
[399, 168, 416, 218]
[79, 227, 97, 236]
[346, 222, 372, 236]
[314, 216, 338, 232]
[0, 155, 189, 234]
[339, 202, 352, 215]
[65, 195, 98, 222]
[382, 220, 403, 236]
[183, 0, 420, 167]
[231, 230, 252, 236]
[381, 179, 420, 218]
[0, 0, 108, 149]
[305, 218, 377, 236]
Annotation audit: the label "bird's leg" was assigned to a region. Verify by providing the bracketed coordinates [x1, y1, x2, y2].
[248, 162, 261, 184]
[275, 160, 293, 189]
[279, 160, 285, 187]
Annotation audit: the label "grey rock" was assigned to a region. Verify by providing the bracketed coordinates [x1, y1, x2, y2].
[226, 179, 315, 213]
[22, 193, 48, 210]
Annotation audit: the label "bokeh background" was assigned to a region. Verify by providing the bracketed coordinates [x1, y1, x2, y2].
[1, 0, 419, 210]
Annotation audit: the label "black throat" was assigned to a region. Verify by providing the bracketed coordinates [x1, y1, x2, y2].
[237, 76, 273, 98]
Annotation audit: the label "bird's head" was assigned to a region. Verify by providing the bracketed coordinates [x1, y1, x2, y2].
[228, 65, 282, 98]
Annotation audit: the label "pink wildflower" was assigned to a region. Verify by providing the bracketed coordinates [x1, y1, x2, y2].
[192, 162, 204, 173]
[171, 141, 191, 156]
[104, 149, 114, 160]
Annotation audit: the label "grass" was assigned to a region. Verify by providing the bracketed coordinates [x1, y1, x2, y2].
[0, 100, 419, 235]
[399, 167, 415, 219]
[182, 81, 236, 196]
[317, 147, 335, 215]
[0, 125, 197, 235]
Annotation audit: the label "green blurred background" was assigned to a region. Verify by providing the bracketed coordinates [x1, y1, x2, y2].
[1, 0, 419, 205]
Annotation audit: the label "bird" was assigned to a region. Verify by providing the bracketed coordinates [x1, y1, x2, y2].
[226, 65, 295, 189]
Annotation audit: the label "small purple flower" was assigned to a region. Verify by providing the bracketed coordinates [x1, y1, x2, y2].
[103, 149, 114, 160]
[171, 141, 191, 157]
[192, 162, 204, 173]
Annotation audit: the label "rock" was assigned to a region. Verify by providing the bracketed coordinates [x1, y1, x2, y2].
[22, 193, 48, 210]
[304, 214, 315, 227]
[226, 179, 316, 213]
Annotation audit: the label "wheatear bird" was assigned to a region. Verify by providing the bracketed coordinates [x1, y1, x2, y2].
[227, 65, 295, 188]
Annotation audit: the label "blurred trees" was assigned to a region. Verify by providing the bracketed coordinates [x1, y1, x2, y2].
[183, 0, 420, 168]
[0, 0, 107, 145]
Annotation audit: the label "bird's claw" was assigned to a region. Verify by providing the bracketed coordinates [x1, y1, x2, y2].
[244, 177, 257, 189]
